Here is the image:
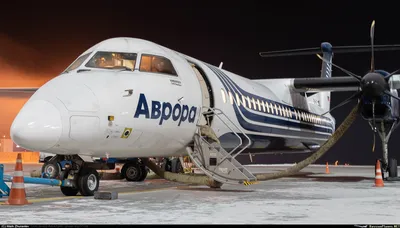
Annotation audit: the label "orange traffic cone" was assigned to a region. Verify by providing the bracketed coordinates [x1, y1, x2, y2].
[374, 160, 384, 187]
[5, 153, 30, 205]
[325, 162, 330, 174]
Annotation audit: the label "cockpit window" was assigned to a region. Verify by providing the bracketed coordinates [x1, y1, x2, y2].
[63, 52, 92, 73]
[139, 54, 177, 76]
[85, 51, 137, 71]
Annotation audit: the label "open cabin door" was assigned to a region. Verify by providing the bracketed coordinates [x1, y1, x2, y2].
[191, 64, 211, 126]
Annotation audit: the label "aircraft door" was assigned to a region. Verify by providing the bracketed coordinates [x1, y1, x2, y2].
[191, 64, 211, 126]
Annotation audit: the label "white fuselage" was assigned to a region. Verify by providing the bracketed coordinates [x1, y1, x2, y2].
[10, 38, 335, 159]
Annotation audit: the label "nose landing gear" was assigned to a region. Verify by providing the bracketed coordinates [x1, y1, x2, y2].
[41, 155, 111, 196]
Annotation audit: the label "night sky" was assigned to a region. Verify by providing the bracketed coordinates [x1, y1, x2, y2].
[1, 1, 400, 165]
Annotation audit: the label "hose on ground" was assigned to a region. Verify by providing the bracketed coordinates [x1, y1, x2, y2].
[145, 103, 360, 187]
[145, 158, 223, 188]
[255, 103, 360, 181]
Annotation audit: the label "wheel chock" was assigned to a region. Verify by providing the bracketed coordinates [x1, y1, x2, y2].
[94, 191, 118, 200]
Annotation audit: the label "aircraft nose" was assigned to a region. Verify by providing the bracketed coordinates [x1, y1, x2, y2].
[10, 100, 63, 151]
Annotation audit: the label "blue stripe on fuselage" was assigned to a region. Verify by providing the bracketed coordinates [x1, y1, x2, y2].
[204, 63, 334, 136]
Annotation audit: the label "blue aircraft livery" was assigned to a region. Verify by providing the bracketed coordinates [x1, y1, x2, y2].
[134, 93, 198, 126]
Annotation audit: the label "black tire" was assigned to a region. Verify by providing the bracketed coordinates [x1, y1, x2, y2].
[60, 186, 79, 196]
[161, 158, 171, 172]
[389, 158, 398, 178]
[41, 162, 61, 179]
[122, 163, 142, 182]
[77, 168, 100, 196]
[137, 165, 148, 182]
[171, 158, 184, 173]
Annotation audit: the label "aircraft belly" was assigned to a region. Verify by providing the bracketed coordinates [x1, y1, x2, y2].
[219, 132, 325, 152]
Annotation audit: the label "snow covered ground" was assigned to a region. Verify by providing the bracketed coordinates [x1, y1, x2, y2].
[1, 165, 399, 224]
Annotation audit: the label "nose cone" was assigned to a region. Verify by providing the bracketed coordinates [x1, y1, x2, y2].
[11, 100, 63, 151]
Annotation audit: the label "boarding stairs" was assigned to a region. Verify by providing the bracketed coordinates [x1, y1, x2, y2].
[186, 107, 257, 185]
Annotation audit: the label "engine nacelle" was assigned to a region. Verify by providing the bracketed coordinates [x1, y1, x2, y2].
[360, 91, 400, 122]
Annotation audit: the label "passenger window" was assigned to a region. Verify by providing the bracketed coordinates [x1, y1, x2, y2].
[85, 51, 137, 71]
[229, 91, 234, 104]
[252, 98, 257, 110]
[221, 89, 227, 103]
[246, 97, 251, 109]
[242, 96, 247, 108]
[235, 93, 241, 106]
[139, 54, 177, 76]
[261, 100, 266, 112]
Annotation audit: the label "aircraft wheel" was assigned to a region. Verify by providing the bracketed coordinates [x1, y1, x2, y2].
[60, 186, 79, 196]
[41, 161, 61, 179]
[161, 158, 172, 172]
[137, 165, 148, 181]
[171, 158, 184, 173]
[389, 158, 398, 178]
[77, 168, 100, 196]
[122, 162, 142, 182]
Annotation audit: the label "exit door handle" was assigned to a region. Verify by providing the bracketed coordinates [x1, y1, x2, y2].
[123, 89, 133, 97]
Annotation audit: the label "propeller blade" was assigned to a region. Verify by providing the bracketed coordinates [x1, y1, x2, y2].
[372, 132, 376, 152]
[371, 99, 377, 153]
[384, 68, 400, 79]
[316, 54, 362, 81]
[370, 20, 376, 72]
[321, 91, 362, 116]
[384, 90, 400, 101]
[259, 44, 400, 57]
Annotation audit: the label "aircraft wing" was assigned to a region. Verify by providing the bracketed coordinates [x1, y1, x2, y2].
[0, 87, 39, 93]
[290, 76, 360, 92]
[288, 74, 400, 93]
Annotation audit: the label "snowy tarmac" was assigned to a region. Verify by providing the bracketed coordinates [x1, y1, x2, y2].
[1, 164, 400, 224]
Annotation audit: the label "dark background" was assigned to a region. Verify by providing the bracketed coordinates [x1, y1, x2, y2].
[1, 1, 400, 165]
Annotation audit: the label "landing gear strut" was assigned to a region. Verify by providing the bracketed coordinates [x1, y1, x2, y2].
[376, 121, 400, 181]
[41, 155, 109, 196]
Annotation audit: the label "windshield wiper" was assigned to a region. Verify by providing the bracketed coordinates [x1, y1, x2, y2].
[107, 66, 133, 71]
[77, 69, 91, 73]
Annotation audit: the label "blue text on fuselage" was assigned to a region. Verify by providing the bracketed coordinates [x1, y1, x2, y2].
[134, 93, 197, 126]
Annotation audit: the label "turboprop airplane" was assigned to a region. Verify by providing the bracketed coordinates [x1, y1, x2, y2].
[1, 20, 400, 196]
